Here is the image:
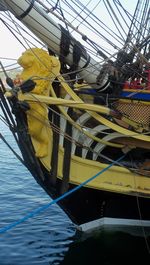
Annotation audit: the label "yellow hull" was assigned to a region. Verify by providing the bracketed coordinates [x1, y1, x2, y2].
[9, 49, 150, 199]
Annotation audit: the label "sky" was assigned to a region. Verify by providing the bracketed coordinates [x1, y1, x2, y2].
[0, 0, 138, 62]
[0, 21, 24, 59]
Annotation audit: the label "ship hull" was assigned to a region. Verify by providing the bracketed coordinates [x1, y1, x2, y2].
[16, 133, 150, 235]
[58, 183, 150, 235]
[9, 100, 150, 236]
[19, 133, 150, 235]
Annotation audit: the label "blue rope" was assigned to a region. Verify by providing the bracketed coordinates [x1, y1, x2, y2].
[0, 154, 125, 234]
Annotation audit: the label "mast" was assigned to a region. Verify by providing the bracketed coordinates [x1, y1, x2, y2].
[1, 0, 108, 88]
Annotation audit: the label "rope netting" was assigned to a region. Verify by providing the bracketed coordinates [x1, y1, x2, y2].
[113, 99, 150, 126]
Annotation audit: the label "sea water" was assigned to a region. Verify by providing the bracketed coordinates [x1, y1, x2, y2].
[0, 121, 150, 265]
[0, 121, 75, 264]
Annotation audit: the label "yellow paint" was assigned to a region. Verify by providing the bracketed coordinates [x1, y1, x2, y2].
[18, 93, 123, 149]
[119, 97, 150, 105]
[18, 48, 60, 96]
[17, 48, 60, 159]
[56, 76, 150, 142]
[18, 93, 111, 115]
[93, 113, 150, 142]
[17, 93, 147, 133]
[123, 88, 150, 94]
[57, 146, 150, 197]
[13, 49, 150, 197]
[121, 116, 143, 132]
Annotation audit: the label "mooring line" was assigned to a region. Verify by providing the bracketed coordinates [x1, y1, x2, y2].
[0, 154, 125, 235]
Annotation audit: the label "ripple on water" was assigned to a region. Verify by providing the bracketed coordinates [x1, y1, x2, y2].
[0, 123, 75, 265]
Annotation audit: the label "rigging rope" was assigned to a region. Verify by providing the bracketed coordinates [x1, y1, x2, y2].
[0, 133, 25, 165]
[0, 153, 126, 234]
[1, 1, 150, 85]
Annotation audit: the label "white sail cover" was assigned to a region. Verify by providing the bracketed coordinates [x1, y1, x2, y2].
[2, 0, 109, 88]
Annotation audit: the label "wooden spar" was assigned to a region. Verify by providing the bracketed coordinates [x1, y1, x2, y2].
[16, 92, 111, 115]
[2, 0, 108, 88]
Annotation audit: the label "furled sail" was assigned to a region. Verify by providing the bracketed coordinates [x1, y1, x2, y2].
[2, 0, 109, 89]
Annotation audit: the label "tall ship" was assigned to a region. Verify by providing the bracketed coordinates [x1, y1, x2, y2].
[0, 0, 150, 234]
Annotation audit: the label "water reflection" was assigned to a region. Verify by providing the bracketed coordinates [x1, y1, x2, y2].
[0, 209, 75, 265]
[1, 113, 150, 265]
[61, 229, 150, 265]
[0, 122, 76, 265]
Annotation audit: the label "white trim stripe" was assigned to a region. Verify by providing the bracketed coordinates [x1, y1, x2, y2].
[78, 217, 150, 236]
